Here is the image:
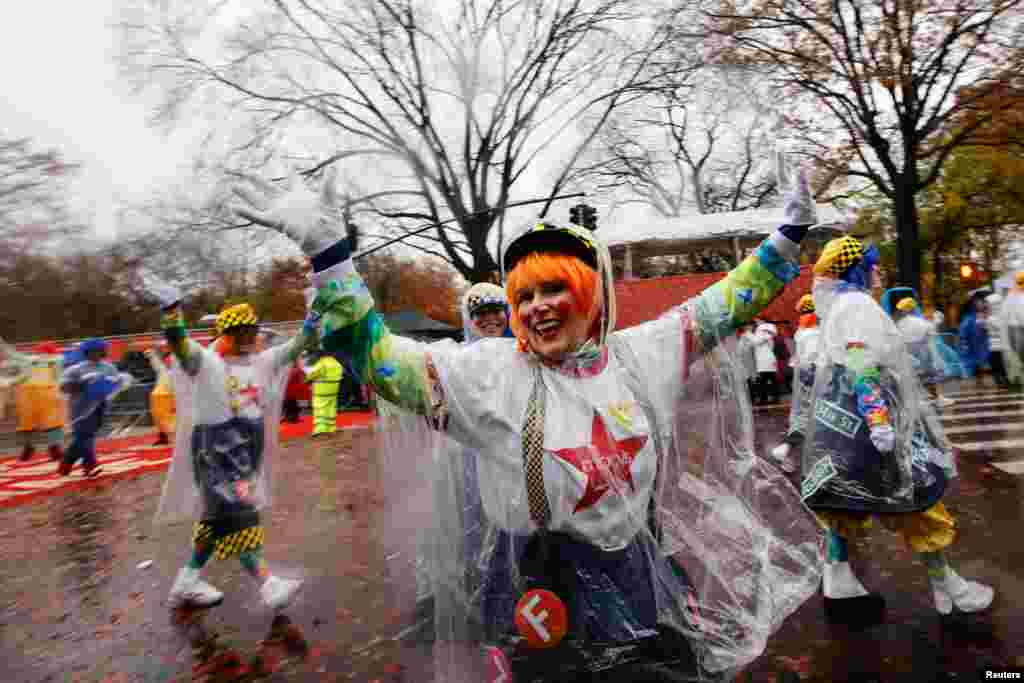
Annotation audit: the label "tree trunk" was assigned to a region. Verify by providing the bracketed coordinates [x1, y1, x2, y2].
[893, 176, 922, 292]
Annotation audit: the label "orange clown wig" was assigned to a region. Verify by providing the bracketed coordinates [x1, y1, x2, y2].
[505, 251, 601, 350]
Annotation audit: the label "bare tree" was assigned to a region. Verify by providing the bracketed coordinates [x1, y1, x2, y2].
[577, 65, 781, 216]
[0, 136, 84, 252]
[117, 0, 679, 282]
[702, 0, 1024, 291]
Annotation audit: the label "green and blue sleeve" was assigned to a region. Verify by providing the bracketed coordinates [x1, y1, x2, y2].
[690, 229, 803, 351]
[309, 257, 435, 418]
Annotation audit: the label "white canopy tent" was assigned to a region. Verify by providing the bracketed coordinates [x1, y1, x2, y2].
[597, 203, 845, 278]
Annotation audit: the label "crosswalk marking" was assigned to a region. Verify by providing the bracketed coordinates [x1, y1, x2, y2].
[941, 410, 1024, 422]
[992, 460, 1024, 475]
[941, 387, 1024, 476]
[955, 438, 1024, 453]
[943, 422, 1024, 436]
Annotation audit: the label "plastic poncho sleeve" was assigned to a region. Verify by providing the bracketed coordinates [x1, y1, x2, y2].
[310, 259, 438, 421]
[689, 232, 801, 351]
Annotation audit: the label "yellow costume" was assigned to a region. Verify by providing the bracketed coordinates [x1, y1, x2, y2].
[147, 350, 176, 439]
[305, 353, 348, 511]
[2, 340, 66, 460]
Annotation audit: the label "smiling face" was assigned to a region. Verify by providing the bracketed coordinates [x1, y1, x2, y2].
[514, 279, 598, 363]
[471, 305, 508, 338]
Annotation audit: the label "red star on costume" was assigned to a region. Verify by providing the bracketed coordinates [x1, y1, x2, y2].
[553, 412, 647, 513]
[239, 385, 261, 407]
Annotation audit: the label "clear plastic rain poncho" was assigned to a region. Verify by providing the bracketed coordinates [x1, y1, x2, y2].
[1000, 276, 1024, 383]
[802, 272, 954, 515]
[60, 339, 134, 434]
[317, 218, 824, 682]
[880, 288, 947, 387]
[154, 333, 304, 526]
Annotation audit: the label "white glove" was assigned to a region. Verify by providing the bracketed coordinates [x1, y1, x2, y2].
[869, 425, 896, 453]
[782, 169, 817, 227]
[152, 283, 183, 311]
[231, 170, 344, 258]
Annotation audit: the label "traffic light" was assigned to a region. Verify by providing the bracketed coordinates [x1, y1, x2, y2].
[569, 203, 598, 230]
[581, 205, 597, 231]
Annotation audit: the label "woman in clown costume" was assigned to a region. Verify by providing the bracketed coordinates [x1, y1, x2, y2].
[154, 299, 321, 611]
[229, 169, 823, 682]
[769, 294, 820, 472]
[801, 235, 993, 626]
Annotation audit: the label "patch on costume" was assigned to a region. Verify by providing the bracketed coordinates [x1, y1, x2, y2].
[801, 456, 838, 501]
[607, 401, 635, 430]
[193, 522, 265, 560]
[814, 400, 863, 439]
[736, 288, 753, 304]
[376, 363, 396, 378]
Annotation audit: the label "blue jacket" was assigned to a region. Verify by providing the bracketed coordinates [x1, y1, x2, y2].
[959, 312, 990, 377]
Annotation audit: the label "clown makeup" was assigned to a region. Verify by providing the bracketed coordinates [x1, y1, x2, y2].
[471, 305, 508, 338]
[515, 280, 595, 363]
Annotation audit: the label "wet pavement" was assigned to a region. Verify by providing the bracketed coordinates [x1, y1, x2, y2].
[1, 381, 1022, 682]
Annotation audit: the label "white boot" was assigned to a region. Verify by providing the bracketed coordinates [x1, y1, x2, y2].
[931, 569, 994, 615]
[823, 561, 870, 599]
[770, 442, 791, 463]
[261, 575, 303, 610]
[168, 567, 224, 608]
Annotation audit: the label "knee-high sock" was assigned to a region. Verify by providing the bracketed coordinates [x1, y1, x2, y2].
[188, 541, 214, 570]
[239, 550, 269, 580]
[917, 549, 950, 579]
[826, 529, 849, 563]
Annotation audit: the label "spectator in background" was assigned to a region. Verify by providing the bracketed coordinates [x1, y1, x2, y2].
[753, 321, 780, 405]
[736, 324, 758, 402]
[282, 361, 307, 423]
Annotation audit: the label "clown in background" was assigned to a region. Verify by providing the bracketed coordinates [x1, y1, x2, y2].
[882, 291, 955, 407]
[303, 346, 346, 512]
[1000, 271, 1024, 385]
[803, 235, 993, 626]
[0, 340, 67, 462]
[58, 339, 133, 478]
[770, 294, 819, 472]
[155, 298, 320, 612]
[147, 344, 176, 446]
[958, 291, 992, 381]
[982, 292, 1009, 387]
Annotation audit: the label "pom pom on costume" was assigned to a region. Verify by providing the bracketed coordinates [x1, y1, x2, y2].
[796, 294, 815, 314]
[216, 303, 258, 336]
[896, 297, 917, 313]
[1016, 271, 1024, 289]
[799, 313, 818, 329]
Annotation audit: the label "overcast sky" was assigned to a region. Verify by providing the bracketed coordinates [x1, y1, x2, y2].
[0, 1, 197, 241]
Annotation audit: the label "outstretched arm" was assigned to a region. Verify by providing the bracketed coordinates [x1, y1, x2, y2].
[688, 176, 814, 352]
[230, 174, 437, 420]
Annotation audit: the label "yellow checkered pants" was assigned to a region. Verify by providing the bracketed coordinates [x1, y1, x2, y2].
[192, 522, 265, 560]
